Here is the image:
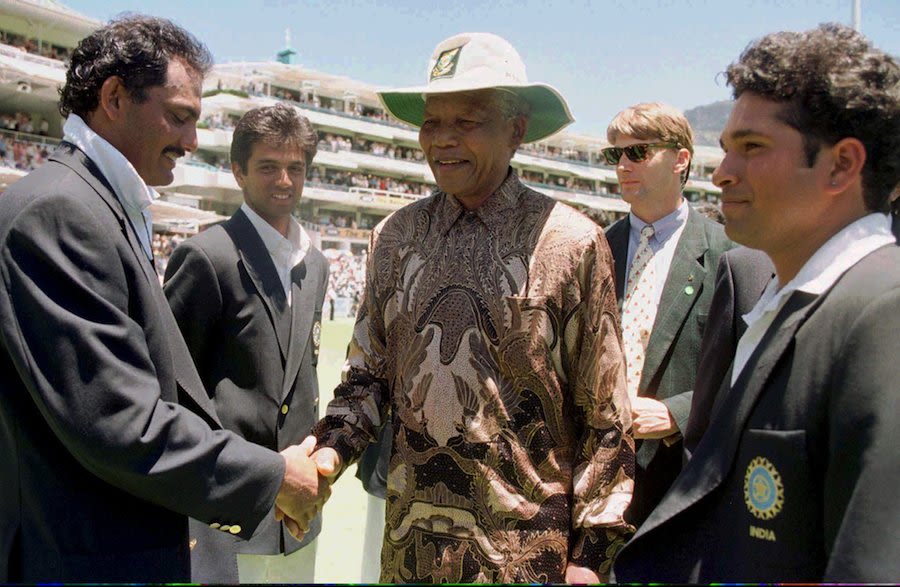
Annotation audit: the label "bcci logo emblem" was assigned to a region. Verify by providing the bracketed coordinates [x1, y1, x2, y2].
[430, 46, 462, 80]
[744, 456, 784, 520]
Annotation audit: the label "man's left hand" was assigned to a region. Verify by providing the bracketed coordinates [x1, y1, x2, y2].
[565, 563, 602, 584]
[631, 396, 678, 439]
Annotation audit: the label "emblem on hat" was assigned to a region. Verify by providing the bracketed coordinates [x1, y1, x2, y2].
[744, 456, 784, 520]
[430, 46, 463, 81]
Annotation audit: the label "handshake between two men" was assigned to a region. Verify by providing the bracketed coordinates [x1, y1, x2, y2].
[274, 436, 343, 540]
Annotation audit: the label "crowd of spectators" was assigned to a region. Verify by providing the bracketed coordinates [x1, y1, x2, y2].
[520, 168, 611, 195]
[0, 134, 51, 173]
[1, 112, 50, 136]
[324, 252, 367, 319]
[199, 112, 238, 131]
[184, 151, 229, 171]
[308, 166, 432, 197]
[318, 133, 425, 162]
[151, 233, 185, 283]
[0, 30, 71, 62]
[520, 141, 599, 166]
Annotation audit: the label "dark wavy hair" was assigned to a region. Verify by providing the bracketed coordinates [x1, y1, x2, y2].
[230, 103, 318, 173]
[59, 15, 212, 119]
[725, 23, 900, 212]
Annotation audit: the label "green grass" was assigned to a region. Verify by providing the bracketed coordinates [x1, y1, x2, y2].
[314, 317, 370, 583]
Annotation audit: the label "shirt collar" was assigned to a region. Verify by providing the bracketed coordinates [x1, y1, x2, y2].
[629, 198, 688, 244]
[62, 114, 159, 214]
[435, 169, 524, 235]
[241, 202, 308, 259]
[744, 212, 894, 326]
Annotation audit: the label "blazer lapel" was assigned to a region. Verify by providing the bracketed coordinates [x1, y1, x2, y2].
[49, 143, 222, 428]
[281, 254, 321, 400]
[50, 144, 159, 289]
[224, 211, 290, 362]
[633, 289, 821, 539]
[605, 217, 630, 307]
[640, 209, 708, 393]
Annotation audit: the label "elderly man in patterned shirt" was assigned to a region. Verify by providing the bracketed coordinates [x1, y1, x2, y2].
[307, 32, 634, 583]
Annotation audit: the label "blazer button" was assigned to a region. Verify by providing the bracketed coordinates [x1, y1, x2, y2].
[281, 404, 289, 415]
[229, 525, 242, 535]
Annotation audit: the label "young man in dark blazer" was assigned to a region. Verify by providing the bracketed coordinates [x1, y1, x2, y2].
[0, 17, 329, 583]
[164, 103, 329, 583]
[602, 103, 733, 526]
[613, 23, 900, 582]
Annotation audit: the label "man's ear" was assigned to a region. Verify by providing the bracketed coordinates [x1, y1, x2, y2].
[674, 147, 691, 176]
[97, 76, 129, 122]
[510, 115, 528, 150]
[824, 137, 866, 195]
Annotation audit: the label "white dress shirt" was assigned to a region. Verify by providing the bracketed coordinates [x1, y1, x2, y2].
[240, 203, 310, 306]
[62, 114, 158, 264]
[626, 199, 690, 308]
[732, 212, 895, 385]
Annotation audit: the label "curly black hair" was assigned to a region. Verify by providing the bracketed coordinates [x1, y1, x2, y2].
[726, 23, 900, 212]
[59, 14, 212, 119]
[230, 103, 318, 173]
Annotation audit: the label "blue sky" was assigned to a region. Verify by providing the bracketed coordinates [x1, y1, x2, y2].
[68, 0, 899, 137]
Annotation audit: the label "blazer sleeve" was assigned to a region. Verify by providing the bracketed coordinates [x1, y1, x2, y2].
[823, 287, 900, 581]
[0, 193, 284, 539]
[163, 238, 223, 380]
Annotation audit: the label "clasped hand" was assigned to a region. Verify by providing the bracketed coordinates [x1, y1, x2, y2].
[274, 435, 341, 540]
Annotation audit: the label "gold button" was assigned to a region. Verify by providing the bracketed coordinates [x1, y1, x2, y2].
[220, 525, 230, 532]
[229, 525, 242, 535]
[281, 404, 289, 415]
[209, 522, 220, 529]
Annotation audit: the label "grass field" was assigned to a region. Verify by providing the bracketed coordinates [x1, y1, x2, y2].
[313, 317, 370, 583]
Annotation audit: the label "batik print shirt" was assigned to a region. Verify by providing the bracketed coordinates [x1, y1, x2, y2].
[313, 172, 634, 583]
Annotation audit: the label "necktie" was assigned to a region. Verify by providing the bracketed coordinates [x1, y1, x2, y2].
[622, 225, 657, 399]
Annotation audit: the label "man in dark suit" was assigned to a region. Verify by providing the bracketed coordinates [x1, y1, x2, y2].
[164, 103, 329, 583]
[0, 17, 329, 582]
[613, 23, 900, 582]
[602, 102, 733, 526]
[682, 246, 773, 456]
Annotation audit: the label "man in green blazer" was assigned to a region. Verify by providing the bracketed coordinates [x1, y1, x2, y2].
[602, 103, 733, 527]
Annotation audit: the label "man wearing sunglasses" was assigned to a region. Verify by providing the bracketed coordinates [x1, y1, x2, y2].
[602, 103, 733, 528]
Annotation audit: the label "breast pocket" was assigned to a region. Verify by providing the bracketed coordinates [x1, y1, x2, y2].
[726, 428, 823, 579]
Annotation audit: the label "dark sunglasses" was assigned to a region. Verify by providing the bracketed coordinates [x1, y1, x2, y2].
[601, 142, 679, 165]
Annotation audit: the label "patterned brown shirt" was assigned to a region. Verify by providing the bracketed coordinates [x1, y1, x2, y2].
[314, 172, 634, 583]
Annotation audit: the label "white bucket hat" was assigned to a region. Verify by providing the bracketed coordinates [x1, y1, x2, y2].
[378, 32, 574, 143]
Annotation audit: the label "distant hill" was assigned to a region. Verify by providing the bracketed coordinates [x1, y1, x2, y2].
[685, 100, 733, 146]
